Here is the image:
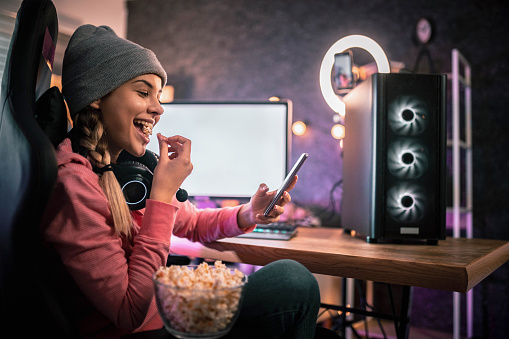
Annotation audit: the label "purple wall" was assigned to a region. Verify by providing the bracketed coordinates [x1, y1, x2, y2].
[127, 0, 509, 337]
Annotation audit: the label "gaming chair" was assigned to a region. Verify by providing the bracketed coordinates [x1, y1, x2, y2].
[0, 0, 76, 335]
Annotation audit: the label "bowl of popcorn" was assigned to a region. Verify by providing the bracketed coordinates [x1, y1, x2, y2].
[153, 261, 247, 338]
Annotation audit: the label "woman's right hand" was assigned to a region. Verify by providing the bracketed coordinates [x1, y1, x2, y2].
[150, 133, 193, 204]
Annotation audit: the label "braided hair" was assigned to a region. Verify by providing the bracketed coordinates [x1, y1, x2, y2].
[73, 106, 133, 238]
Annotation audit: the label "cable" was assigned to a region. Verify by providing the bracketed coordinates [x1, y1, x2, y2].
[315, 178, 343, 224]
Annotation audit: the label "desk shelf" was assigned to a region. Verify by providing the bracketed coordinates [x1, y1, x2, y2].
[447, 49, 473, 339]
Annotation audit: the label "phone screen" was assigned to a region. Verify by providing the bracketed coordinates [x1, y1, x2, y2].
[333, 51, 354, 93]
[263, 153, 308, 217]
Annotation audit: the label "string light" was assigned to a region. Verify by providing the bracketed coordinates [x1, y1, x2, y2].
[331, 124, 345, 139]
[292, 121, 307, 136]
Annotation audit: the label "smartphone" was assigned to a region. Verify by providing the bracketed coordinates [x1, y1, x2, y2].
[263, 153, 309, 217]
[333, 51, 354, 93]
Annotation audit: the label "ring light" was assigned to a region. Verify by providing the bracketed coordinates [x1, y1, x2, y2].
[319, 35, 390, 116]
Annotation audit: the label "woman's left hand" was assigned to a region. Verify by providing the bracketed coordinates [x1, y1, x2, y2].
[237, 176, 298, 229]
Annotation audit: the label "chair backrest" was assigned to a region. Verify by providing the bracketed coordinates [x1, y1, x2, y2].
[0, 0, 75, 334]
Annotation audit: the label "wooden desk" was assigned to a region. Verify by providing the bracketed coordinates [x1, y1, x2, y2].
[162, 227, 509, 339]
[170, 227, 509, 293]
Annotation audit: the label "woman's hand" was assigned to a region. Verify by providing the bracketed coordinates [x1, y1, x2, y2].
[150, 133, 193, 204]
[237, 176, 298, 229]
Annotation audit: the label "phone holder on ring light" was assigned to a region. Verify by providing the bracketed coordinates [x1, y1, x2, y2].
[319, 35, 391, 117]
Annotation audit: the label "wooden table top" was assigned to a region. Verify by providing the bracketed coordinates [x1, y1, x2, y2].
[169, 227, 509, 293]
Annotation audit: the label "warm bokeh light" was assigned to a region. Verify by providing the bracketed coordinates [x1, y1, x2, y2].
[160, 85, 174, 103]
[292, 121, 307, 136]
[268, 96, 280, 101]
[331, 124, 345, 139]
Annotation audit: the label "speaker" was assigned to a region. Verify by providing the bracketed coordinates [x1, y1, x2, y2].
[342, 73, 447, 244]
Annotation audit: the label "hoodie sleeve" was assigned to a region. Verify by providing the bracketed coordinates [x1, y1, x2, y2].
[170, 200, 256, 243]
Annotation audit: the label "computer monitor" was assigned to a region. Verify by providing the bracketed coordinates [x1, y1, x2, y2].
[146, 101, 292, 199]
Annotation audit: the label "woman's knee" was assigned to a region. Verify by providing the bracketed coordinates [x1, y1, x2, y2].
[264, 259, 320, 302]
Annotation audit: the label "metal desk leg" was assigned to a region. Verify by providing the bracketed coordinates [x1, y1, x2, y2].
[339, 277, 347, 338]
[388, 284, 413, 339]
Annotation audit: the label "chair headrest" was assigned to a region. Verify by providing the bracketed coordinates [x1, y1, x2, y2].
[35, 86, 69, 147]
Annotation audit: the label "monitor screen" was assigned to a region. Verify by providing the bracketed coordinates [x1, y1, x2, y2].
[147, 101, 292, 199]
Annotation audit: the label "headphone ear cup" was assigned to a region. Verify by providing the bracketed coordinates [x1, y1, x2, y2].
[112, 150, 188, 208]
[112, 161, 153, 211]
[117, 149, 158, 172]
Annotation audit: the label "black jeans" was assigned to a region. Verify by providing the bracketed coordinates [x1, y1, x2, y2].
[224, 259, 321, 339]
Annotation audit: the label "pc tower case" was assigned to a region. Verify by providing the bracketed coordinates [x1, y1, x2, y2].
[342, 73, 447, 244]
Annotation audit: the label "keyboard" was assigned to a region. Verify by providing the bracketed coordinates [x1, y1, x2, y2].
[236, 222, 298, 240]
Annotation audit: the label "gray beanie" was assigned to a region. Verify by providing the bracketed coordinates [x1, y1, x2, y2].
[62, 25, 167, 118]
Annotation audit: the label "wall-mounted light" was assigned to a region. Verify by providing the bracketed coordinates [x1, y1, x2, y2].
[319, 35, 390, 116]
[160, 85, 175, 103]
[269, 96, 281, 101]
[331, 124, 345, 139]
[292, 121, 307, 136]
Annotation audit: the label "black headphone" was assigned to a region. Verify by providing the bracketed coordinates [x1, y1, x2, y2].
[96, 150, 188, 211]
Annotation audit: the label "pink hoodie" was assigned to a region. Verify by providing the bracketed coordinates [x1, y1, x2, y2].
[41, 139, 254, 337]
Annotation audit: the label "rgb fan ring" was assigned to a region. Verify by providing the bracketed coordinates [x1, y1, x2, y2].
[386, 182, 427, 223]
[388, 95, 428, 136]
[387, 139, 429, 179]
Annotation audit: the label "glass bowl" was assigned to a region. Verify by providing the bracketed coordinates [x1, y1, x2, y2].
[153, 264, 248, 339]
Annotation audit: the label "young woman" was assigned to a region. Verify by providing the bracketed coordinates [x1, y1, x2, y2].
[41, 25, 320, 338]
